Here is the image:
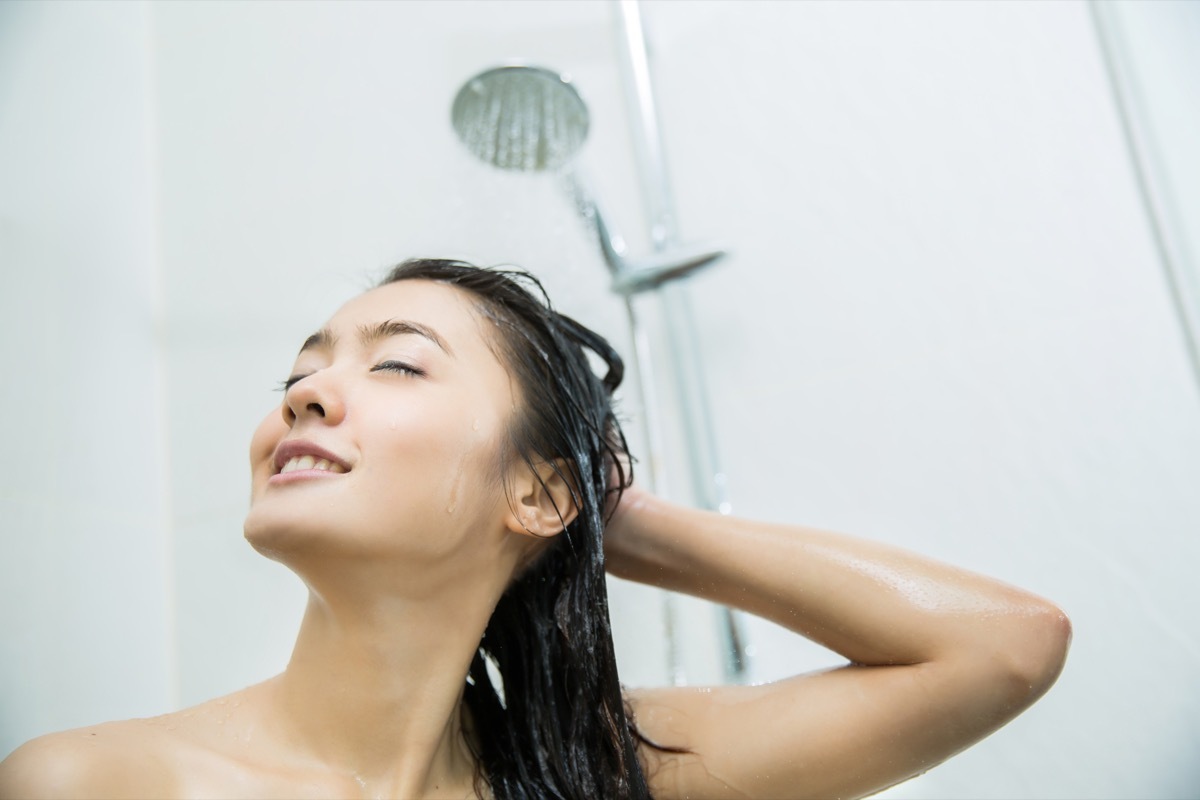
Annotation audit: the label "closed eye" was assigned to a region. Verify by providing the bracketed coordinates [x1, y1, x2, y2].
[275, 361, 424, 393]
[371, 360, 426, 378]
[276, 374, 310, 392]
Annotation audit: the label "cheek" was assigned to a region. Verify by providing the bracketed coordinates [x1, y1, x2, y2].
[440, 430, 501, 517]
[378, 409, 506, 519]
[249, 406, 287, 485]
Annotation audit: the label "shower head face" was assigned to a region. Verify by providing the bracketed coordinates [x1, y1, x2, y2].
[451, 65, 589, 172]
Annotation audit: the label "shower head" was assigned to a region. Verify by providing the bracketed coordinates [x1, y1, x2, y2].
[451, 64, 589, 171]
[450, 62, 725, 292]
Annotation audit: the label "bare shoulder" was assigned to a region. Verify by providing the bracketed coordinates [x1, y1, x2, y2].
[0, 684, 274, 800]
[0, 718, 179, 800]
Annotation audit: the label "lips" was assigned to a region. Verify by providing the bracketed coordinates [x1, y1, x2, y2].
[272, 439, 352, 476]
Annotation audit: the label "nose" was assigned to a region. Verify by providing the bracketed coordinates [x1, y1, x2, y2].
[282, 370, 346, 427]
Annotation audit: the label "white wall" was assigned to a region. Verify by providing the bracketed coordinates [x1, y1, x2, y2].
[0, 0, 172, 756]
[2, 1, 1198, 797]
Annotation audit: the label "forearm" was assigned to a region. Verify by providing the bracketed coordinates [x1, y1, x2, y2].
[606, 492, 1069, 675]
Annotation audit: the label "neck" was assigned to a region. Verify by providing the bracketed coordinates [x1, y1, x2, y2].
[266, 572, 504, 798]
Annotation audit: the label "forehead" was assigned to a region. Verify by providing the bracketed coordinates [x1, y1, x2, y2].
[327, 280, 491, 351]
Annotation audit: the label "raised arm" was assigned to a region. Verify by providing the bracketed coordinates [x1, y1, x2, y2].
[607, 486, 1070, 800]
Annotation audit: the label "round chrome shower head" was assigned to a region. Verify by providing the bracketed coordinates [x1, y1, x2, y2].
[451, 64, 589, 172]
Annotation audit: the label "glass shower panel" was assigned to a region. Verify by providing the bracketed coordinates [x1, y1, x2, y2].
[1093, 0, 1200, 389]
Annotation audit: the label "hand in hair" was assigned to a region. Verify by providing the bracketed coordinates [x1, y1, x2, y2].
[601, 477, 654, 579]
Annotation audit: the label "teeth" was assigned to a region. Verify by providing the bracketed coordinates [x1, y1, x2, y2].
[280, 455, 347, 475]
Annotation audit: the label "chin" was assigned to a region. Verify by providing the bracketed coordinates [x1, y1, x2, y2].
[243, 497, 348, 560]
[244, 509, 313, 563]
[243, 500, 404, 565]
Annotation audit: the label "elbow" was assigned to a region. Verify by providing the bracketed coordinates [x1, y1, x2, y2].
[999, 601, 1072, 704]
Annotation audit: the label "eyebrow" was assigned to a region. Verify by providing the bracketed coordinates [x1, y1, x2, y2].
[298, 319, 454, 357]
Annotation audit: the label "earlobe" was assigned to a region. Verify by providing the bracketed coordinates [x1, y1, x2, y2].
[504, 458, 580, 538]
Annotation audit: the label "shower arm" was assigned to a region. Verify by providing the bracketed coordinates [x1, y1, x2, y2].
[610, 0, 730, 525]
[610, 0, 745, 682]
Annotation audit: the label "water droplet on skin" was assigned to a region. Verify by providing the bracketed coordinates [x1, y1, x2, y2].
[472, 418, 480, 431]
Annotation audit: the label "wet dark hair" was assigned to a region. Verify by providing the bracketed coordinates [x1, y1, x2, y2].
[378, 258, 652, 799]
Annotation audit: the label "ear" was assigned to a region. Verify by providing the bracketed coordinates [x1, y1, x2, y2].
[504, 458, 580, 539]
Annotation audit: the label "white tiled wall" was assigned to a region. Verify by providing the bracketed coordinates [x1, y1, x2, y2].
[3, 1, 1198, 796]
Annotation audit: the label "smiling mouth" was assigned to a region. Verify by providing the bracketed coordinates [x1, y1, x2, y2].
[279, 456, 347, 475]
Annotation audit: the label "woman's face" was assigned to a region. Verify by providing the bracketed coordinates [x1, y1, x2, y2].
[244, 280, 522, 575]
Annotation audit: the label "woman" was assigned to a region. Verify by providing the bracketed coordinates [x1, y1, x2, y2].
[0, 258, 1070, 799]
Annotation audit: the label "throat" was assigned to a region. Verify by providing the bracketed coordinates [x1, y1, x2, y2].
[268, 592, 492, 792]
